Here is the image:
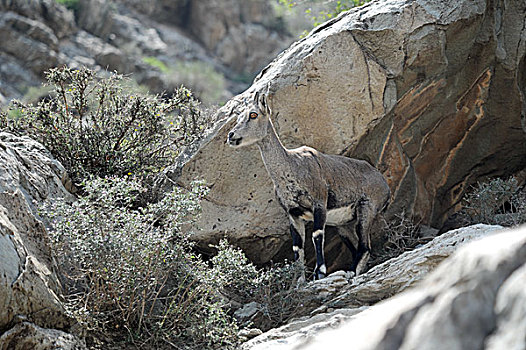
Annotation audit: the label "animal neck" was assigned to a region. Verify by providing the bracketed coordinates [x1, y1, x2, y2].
[257, 119, 290, 180]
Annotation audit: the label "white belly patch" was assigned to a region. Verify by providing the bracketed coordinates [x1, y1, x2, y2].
[300, 211, 314, 221]
[326, 205, 355, 225]
[300, 205, 355, 226]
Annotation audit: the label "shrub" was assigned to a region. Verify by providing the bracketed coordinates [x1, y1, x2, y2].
[370, 211, 426, 266]
[305, 0, 368, 28]
[460, 176, 526, 227]
[253, 261, 305, 329]
[42, 177, 239, 348]
[55, 0, 80, 13]
[277, 0, 371, 37]
[210, 240, 260, 304]
[210, 240, 304, 331]
[1, 67, 209, 185]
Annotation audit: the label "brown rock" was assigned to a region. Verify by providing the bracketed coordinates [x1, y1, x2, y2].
[171, 0, 526, 268]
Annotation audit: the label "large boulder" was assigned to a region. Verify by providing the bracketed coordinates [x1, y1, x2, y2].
[242, 224, 526, 349]
[0, 132, 83, 348]
[171, 0, 526, 268]
[307, 224, 526, 350]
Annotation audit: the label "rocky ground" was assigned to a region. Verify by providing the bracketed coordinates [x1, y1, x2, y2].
[0, 132, 523, 349]
[0, 0, 293, 106]
[242, 224, 526, 349]
[1, 0, 526, 348]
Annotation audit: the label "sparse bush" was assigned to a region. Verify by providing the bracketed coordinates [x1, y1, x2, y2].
[210, 240, 260, 304]
[371, 211, 426, 266]
[383, 212, 423, 255]
[42, 177, 239, 348]
[460, 176, 526, 227]
[253, 261, 304, 329]
[305, 0, 368, 28]
[55, 0, 80, 13]
[1, 67, 209, 185]
[210, 240, 304, 331]
[0, 110, 9, 129]
[277, 0, 371, 37]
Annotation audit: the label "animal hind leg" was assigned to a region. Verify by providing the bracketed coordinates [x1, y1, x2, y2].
[289, 216, 306, 283]
[334, 224, 357, 258]
[312, 205, 327, 280]
[351, 197, 374, 275]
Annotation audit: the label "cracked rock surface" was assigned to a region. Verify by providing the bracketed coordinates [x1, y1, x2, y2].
[0, 132, 84, 348]
[242, 224, 526, 350]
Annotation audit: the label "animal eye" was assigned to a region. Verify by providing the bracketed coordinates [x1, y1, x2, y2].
[249, 112, 258, 120]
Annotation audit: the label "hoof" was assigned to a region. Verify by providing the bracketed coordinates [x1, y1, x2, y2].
[355, 251, 370, 276]
[314, 264, 327, 280]
[314, 271, 326, 280]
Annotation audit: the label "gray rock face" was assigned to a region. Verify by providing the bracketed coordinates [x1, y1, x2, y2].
[172, 0, 526, 268]
[0, 0, 292, 105]
[0, 0, 76, 38]
[188, 0, 289, 75]
[0, 133, 82, 347]
[117, 0, 190, 26]
[242, 224, 526, 350]
[485, 263, 526, 349]
[0, 11, 60, 74]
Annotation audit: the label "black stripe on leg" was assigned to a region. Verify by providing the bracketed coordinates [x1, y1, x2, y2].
[313, 208, 325, 231]
[312, 229, 325, 279]
[312, 206, 327, 279]
[290, 223, 303, 261]
[289, 206, 309, 217]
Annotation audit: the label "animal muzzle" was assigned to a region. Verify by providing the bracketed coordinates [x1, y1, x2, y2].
[227, 131, 242, 146]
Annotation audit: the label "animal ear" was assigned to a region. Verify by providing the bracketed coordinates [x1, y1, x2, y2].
[257, 92, 271, 116]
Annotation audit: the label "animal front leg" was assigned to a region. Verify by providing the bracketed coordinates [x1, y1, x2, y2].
[351, 197, 374, 275]
[289, 216, 306, 283]
[312, 205, 327, 280]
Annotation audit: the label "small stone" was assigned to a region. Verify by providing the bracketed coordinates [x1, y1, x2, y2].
[234, 301, 261, 321]
[238, 328, 263, 340]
